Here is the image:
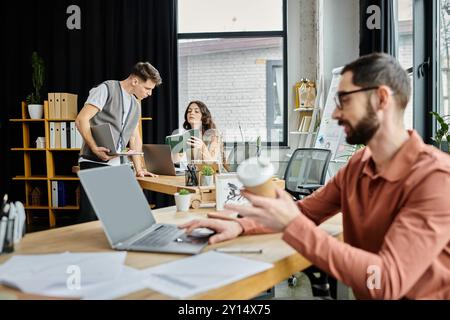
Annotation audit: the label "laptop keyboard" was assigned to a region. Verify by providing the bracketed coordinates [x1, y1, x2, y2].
[132, 225, 180, 247]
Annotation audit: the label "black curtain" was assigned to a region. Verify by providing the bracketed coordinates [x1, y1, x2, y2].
[360, 0, 398, 56]
[0, 0, 178, 208]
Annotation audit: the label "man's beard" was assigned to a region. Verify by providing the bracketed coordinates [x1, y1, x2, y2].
[339, 104, 380, 145]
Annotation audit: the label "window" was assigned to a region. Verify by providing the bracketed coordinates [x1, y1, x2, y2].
[266, 60, 283, 142]
[177, 0, 287, 145]
[440, 0, 450, 116]
[178, 0, 283, 33]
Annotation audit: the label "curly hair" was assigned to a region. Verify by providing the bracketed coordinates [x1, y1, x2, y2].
[183, 101, 217, 134]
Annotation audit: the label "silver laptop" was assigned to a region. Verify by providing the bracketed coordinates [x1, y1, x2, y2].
[78, 165, 207, 254]
[143, 144, 184, 176]
[91, 124, 143, 156]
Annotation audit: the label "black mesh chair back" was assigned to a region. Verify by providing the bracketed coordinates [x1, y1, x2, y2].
[284, 148, 332, 199]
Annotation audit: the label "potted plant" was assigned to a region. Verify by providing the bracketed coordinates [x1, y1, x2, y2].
[201, 165, 214, 186]
[174, 188, 191, 212]
[25, 52, 45, 119]
[430, 111, 450, 154]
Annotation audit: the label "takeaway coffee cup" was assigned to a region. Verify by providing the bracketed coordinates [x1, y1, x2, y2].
[237, 157, 277, 198]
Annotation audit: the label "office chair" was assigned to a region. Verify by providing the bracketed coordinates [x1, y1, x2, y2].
[283, 148, 336, 299]
[284, 148, 331, 199]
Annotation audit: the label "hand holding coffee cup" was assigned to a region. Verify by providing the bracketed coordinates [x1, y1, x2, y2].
[237, 157, 277, 198]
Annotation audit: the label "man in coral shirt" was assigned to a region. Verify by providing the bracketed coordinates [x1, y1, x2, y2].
[181, 53, 450, 299]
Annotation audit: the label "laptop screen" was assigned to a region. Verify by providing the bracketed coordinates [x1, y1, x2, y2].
[78, 165, 156, 245]
[91, 124, 117, 154]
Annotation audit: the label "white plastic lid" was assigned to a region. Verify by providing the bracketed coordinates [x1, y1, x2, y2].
[237, 157, 275, 187]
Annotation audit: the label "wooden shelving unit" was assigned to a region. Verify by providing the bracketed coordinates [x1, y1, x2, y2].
[289, 106, 321, 149]
[50, 176, 80, 181]
[13, 176, 48, 181]
[10, 101, 80, 228]
[11, 100, 153, 229]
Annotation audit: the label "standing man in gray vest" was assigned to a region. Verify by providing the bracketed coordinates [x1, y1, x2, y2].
[75, 62, 162, 222]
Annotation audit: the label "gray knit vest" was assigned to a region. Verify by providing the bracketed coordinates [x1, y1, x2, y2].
[80, 80, 140, 161]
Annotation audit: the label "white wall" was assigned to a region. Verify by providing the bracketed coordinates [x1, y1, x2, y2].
[287, 0, 318, 150]
[288, 0, 359, 149]
[322, 0, 360, 99]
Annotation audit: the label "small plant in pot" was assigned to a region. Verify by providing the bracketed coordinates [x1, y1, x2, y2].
[175, 188, 191, 212]
[430, 111, 450, 154]
[25, 52, 45, 119]
[201, 165, 214, 186]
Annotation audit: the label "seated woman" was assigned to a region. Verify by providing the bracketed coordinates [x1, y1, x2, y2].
[173, 101, 223, 168]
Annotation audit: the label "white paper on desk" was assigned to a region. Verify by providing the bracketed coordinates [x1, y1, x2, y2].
[0, 252, 126, 298]
[82, 266, 150, 300]
[142, 251, 273, 299]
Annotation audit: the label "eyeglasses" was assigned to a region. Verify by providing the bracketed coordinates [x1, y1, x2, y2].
[334, 86, 380, 110]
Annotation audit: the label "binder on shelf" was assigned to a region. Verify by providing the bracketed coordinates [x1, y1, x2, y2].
[54, 93, 61, 119]
[303, 116, 312, 132]
[298, 117, 306, 132]
[298, 113, 312, 132]
[55, 123, 61, 148]
[51, 181, 58, 208]
[75, 128, 83, 148]
[61, 93, 78, 119]
[70, 122, 77, 149]
[60, 122, 67, 149]
[57, 181, 67, 207]
[48, 93, 55, 119]
[309, 108, 320, 133]
[67, 122, 72, 148]
[49, 122, 56, 149]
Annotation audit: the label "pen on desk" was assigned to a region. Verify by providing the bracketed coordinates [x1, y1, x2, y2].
[215, 248, 263, 254]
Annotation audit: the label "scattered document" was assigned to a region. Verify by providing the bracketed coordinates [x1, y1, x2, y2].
[81, 266, 149, 300]
[142, 251, 273, 299]
[0, 252, 128, 298]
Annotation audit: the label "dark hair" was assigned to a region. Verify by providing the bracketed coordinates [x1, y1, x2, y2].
[341, 53, 411, 109]
[183, 101, 216, 134]
[131, 62, 162, 86]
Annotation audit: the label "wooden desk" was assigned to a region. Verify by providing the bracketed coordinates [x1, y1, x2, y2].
[0, 207, 342, 300]
[137, 176, 285, 196]
[137, 176, 217, 208]
[137, 176, 286, 209]
[137, 175, 192, 195]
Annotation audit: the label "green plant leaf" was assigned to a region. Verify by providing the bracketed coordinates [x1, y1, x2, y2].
[430, 111, 450, 147]
[179, 189, 190, 195]
[201, 165, 214, 176]
[27, 51, 45, 104]
[430, 111, 446, 126]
